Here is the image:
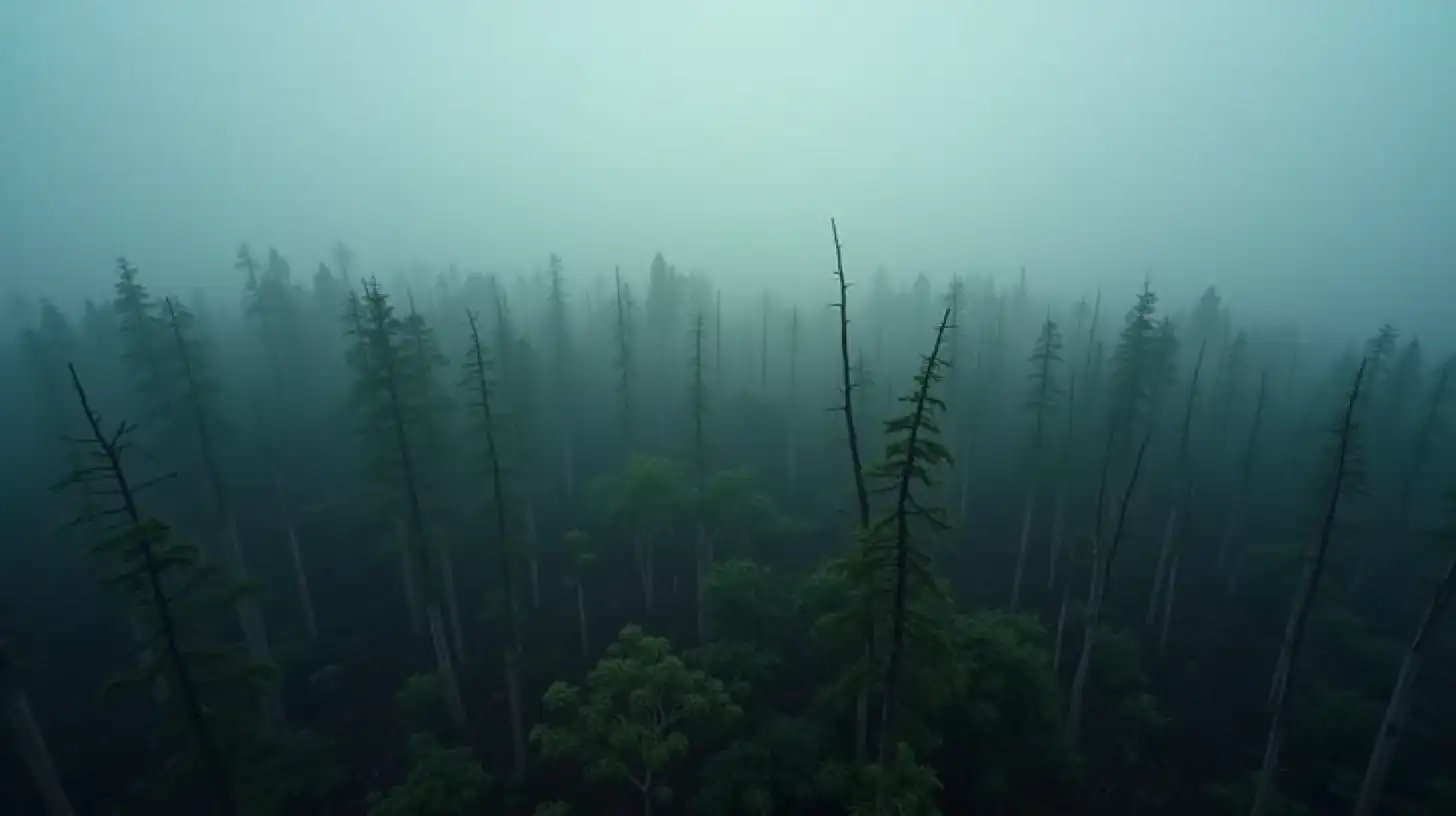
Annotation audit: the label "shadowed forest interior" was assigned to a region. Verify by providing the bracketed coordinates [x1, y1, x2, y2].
[3, 3, 1456, 816]
[2, 241, 1454, 815]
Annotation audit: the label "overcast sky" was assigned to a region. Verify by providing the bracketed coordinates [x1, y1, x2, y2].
[2, 2, 1453, 343]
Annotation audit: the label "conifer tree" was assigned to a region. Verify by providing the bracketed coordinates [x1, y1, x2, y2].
[1106, 281, 1163, 450]
[831, 218, 875, 760]
[869, 308, 956, 815]
[690, 311, 713, 643]
[1249, 359, 1367, 816]
[546, 253, 576, 500]
[63, 365, 246, 816]
[1146, 340, 1206, 647]
[345, 279, 467, 732]
[613, 267, 636, 451]
[399, 293, 466, 665]
[162, 296, 286, 730]
[1065, 423, 1155, 747]
[1353, 489, 1456, 816]
[1012, 314, 1062, 609]
[461, 308, 527, 779]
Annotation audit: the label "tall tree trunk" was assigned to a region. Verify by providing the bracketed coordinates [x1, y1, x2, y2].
[425, 602, 467, 731]
[1067, 427, 1153, 746]
[576, 580, 590, 659]
[1, 649, 75, 816]
[399, 530, 424, 636]
[504, 643, 527, 780]
[442, 548, 466, 665]
[1047, 486, 1066, 590]
[284, 519, 318, 641]
[696, 526, 713, 643]
[1159, 553, 1180, 652]
[1146, 508, 1179, 627]
[1010, 490, 1035, 610]
[527, 503, 541, 611]
[226, 522, 286, 730]
[1352, 549, 1456, 816]
[1251, 360, 1365, 816]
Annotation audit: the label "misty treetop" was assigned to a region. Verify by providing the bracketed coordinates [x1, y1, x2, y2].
[1, 235, 1455, 816]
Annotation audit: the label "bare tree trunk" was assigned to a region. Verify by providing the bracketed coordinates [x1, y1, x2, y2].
[1352, 550, 1456, 816]
[524, 503, 541, 611]
[1066, 546, 1104, 743]
[1159, 554, 1180, 652]
[1251, 360, 1365, 816]
[1, 651, 75, 816]
[442, 548, 466, 665]
[1147, 508, 1179, 627]
[1047, 486, 1066, 590]
[285, 520, 318, 641]
[398, 521, 424, 636]
[1010, 490, 1035, 610]
[576, 580, 590, 659]
[504, 642, 527, 780]
[633, 532, 656, 611]
[425, 602, 467, 731]
[226, 523, 285, 730]
[1053, 588, 1070, 674]
[696, 526, 713, 643]
[560, 429, 575, 500]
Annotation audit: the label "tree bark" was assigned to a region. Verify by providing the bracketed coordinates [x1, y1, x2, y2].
[1, 653, 75, 816]
[1352, 550, 1456, 816]
[1010, 490, 1035, 610]
[426, 602, 467, 732]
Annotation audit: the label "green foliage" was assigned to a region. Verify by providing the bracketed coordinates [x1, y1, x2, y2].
[946, 611, 1072, 804]
[365, 732, 490, 816]
[1107, 282, 1164, 438]
[589, 454, 690, 532]
[1207, 772, 1311, 816]
[818, 744, 942, 816]
[532, 625, 741, 802]
[394, 672, 446, 730]
[691, 714, 825, 815]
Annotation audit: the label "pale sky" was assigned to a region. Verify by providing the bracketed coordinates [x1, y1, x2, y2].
[2, 2, 1453, 342]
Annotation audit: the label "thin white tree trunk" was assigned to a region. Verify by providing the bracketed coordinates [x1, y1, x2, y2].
[442, 548, 466, 665]
[398, 521, 424, 636]
[1146, 508, 1179, 627]
[576, 580, 590, 658]
[1352, 551, 1456, 816]
[285, 520, 318, 640]
[504, 643, 526, 780]
[526, 505, 541, 611]
[1066, 547, 1105, 745]
[2, 657, 75, 816]
[226, 523, 285, 730]
[1159, 554, 1179, 652]
[1047, 486, 1066, 590]
[1010, 490, 1035, 610]
[425, 602, 467, 731]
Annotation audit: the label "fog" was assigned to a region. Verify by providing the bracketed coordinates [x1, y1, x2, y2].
[3, 2, 1455, 339]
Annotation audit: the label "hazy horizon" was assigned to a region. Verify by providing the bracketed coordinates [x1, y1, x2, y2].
[3, 2, 1453, 345]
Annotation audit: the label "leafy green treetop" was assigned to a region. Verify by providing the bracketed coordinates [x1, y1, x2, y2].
[532, 625, 741, 816]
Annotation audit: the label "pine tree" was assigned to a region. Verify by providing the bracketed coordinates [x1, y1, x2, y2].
[345, 279, 467, 732]
[461, 309, 527, 779]
[1250, 359, 1367, 816]
[62, 365, 249, 816]
[1012, 315, 1062, 609]
[869, 308, 956, 815]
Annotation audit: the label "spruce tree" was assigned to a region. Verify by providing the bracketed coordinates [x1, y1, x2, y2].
[1012, 314, 1062, 609]
[461, 308, 527, 779]
[345, 279, 467, 732]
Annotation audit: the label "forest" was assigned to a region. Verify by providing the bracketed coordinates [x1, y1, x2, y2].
[1, 229, 1454, 816]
